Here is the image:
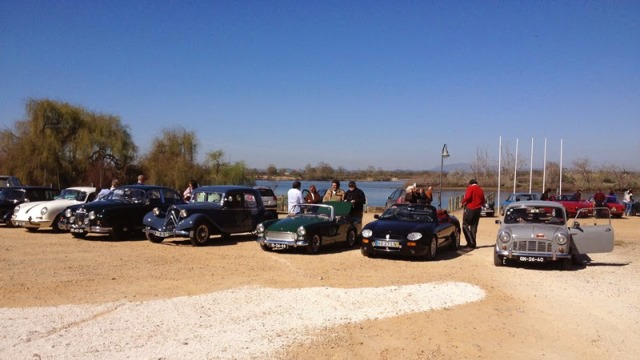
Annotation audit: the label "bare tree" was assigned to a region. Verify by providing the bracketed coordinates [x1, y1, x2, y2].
[572, 157, 593, 189]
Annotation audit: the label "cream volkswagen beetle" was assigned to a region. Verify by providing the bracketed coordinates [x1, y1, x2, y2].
[12, 186, 98, 232]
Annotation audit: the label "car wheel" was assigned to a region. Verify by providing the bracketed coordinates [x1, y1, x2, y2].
[110, 226, 126, 241]
[494, 252, 504, 266]
[71, 231, 87, 239]
[360, 247, 373, 258]
[260, 243, 272, 252]
[146, 232, 164, 243]
[449, 228, 460, 251]
[306, 234, 322, 254]
[190, 221, 210, 246]
[345, 229, 357, 248]
[425, 236, 437, 261]
[51, 214, 63, 233]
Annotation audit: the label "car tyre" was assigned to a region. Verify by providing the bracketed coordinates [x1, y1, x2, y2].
[306, 234, 322, 254]
[71, 231, 87, 239]
[260, 243, 272, 252]
[146, 232, 164, 243]
[425, 236, 437, 261]
[494, 252, 504, 266]
[51, 214, 63, 233]
[190, 221, 210, 246]
[345, 229, 357, 248]
[449, 228, 460, 251]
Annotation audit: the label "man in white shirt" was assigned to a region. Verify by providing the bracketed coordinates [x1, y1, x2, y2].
[287, 181, 304, 215]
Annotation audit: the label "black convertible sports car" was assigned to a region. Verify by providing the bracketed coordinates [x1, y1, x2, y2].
[360, 204, 461, 260]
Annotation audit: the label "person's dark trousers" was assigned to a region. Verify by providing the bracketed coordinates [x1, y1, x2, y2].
[462, 207, 481, 248]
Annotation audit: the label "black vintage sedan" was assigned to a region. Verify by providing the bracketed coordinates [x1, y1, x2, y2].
[62, 185, 184, 239]
[143, 185, 275, 246]
[360, 204, 461, 260]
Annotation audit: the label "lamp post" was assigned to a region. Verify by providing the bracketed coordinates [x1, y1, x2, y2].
[438, 144, 450, 209]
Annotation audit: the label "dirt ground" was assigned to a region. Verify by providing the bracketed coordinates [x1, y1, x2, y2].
[1, 211, 639, 359]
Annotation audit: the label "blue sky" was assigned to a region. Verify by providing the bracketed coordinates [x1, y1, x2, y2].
[1, 1, 639, 171]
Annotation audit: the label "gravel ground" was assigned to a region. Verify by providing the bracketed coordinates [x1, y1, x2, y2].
[1, 212, 639, 359]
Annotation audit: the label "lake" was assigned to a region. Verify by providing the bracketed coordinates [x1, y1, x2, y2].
[255, 180, 465, 208]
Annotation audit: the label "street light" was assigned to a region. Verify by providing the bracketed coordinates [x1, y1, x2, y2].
[438, 144, 450, 209]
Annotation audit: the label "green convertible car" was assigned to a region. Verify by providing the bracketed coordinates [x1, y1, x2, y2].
[256, 201, 358, 254]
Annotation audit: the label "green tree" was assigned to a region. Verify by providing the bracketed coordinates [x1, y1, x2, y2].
[140, 127, 202, 190]
[0, 98, 136, 188]
[205, 150, 255, 185]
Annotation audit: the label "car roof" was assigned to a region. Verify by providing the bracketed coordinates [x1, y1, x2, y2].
[505, 200, 561, 208]
[196, 185, 258, 192]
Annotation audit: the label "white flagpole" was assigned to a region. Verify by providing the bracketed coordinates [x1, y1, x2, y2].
[498, 136, 502, 215]
[513, 138, 519, 194]
[559, 138, 563, 194]
[529, 137, 534, 193]
[542, 138, 547, 193]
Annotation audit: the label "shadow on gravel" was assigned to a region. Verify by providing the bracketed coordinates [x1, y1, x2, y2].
[155, 233, 258, 247]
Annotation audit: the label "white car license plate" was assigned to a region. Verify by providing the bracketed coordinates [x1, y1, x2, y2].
[270, 243, 288, 249]
[70, 228, 85, 233]
[375, 240, 400, 248]
[151, 231, 173, 237]
[518, 256, 545, 262]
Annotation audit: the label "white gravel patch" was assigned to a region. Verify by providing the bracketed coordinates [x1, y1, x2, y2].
[0, 282, 485, 359]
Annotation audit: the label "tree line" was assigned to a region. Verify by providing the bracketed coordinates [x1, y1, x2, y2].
[1, 99, 637, 193]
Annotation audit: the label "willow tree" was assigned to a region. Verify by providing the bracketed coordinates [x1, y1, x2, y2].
[204, 150, 255, 186]
[0, 99, 136, 188]
[140, 127, 203, 190]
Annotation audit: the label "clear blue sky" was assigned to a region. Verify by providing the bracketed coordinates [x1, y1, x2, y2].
[1, 1, 639, 171]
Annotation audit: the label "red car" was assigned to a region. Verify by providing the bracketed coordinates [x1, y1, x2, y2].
[550, 194, 593, 218]
[589, 195, 625, 218]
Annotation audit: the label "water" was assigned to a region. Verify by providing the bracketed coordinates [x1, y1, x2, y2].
[255, 180, 465, 208]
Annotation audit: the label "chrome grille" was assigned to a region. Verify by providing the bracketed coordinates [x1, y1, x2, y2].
[75, 209, 87, 225]
[266, 231, 297, 241]
[512, 240, 552, 253]
[164, 208, 180, 230]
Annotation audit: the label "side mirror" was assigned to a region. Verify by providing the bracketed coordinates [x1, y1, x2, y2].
[572, 221, 580, 229]
[495, 219, 502, 224]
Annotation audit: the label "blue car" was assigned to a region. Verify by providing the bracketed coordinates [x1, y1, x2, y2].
[144, 185, 276, 246]
[500, 193, 539, 215]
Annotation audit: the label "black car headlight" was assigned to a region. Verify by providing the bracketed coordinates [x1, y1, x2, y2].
[498, 231, 511, 243]
[152, 207, 161, 216]
[297, 226, 306, 236]
[256, 223, 265, 234]
[179, 209, 188, 218]
[88, 211, 96, 220]
[361, 229, 372, 238]
[554, 233, 568, 245]
[65, 209, 72, 217]
[407, 232, 422, 241]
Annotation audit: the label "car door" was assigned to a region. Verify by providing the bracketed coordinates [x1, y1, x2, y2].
[569, 218, 614, 254]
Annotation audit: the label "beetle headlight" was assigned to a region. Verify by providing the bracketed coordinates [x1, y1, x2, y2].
[498, 231, 511, 243]
[179, 209, 188, 218]
[256, 223, 265, 233]
[65, 209, 72, 217]
[361, 229, 372, 238]
[297, 226, 306, 236]
[407, 232, 422, 241]
[152, 207, 161, 216]
[555, 233, 568, 245]
[13, 205, 20, 213]
[88, 211, 96, 220]
[40, 207, 48, 216]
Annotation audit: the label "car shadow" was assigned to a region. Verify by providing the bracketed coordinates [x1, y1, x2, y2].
[158, 233, 258, 247]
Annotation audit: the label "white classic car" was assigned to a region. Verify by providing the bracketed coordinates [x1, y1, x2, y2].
[11, 186, 98, 232]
